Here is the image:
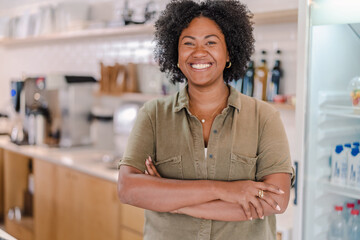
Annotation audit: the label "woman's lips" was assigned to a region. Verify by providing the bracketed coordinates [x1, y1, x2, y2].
[190, 63, 213, 70]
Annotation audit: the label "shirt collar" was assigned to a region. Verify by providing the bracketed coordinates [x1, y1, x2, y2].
[173, 84, 241, 112]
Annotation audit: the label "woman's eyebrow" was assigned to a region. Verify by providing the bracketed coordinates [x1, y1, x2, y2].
[181, 34, 220, 41]
[205, 34, 220, 40]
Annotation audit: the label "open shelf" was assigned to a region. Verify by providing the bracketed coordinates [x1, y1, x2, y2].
[0, 24, 155, 46]
[253, 9, 298, 25]
[268, 102, 296, 111]
[0, 9, 298, 46]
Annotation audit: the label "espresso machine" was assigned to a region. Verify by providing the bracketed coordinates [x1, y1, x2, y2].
[22, 74, 97, 147]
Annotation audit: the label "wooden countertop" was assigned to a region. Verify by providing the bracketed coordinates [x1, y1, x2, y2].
[0, 136, 118, 183]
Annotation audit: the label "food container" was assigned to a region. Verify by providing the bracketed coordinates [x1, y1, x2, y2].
[348, 76, 360, 113]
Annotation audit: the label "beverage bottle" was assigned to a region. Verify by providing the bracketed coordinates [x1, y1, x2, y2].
[253, 51, 268, 101]
[348, 209, 360, 240]
[344, 202, 355, 222]
[347, 147, 359, 187]
[267, 50, 283, 102]
[328, 206, 347, 240]
[241, 61, 255, 97]
[331, 145, 344, 184]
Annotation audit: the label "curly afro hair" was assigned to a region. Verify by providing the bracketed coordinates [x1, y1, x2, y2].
[154, 0, 254, 84]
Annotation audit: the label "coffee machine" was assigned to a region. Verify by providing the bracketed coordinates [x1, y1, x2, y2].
[23, 74, 97, 147]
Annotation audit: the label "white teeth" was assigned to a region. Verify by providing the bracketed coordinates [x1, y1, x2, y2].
[191, 63, 211, 69]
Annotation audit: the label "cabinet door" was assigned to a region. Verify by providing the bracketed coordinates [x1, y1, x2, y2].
[120, 204, 144, 234]
[34, 159, 58, 240]
[34, 158, 120, 240]
[0, 148, 3, 221]
[74, 170, 119, 240]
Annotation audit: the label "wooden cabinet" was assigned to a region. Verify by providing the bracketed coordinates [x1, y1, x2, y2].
[1, 148, 145, 240]
[34, 158, 119, 240]
[120, 204, 144, 235]
[3, 150, 34, 240]
[0, 148, 3, 221]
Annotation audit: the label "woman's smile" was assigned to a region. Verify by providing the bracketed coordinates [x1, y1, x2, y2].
[189, 62, 213, 70]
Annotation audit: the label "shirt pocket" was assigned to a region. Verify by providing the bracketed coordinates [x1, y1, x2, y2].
[228, 153, 257, 181]
[154, 155, 183, 179]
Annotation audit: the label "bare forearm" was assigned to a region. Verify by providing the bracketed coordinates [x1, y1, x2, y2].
[118, 169, 218, 212]
[177, 200, 247, 221]
[176, 198, 282, 221]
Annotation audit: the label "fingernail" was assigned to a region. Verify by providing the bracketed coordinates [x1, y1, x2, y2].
[279, 189, 285, 194]
[261, 216, 264, 220]
[249, 217, 252, 221]
[276, 205, 281, 211]
[145, 170, 148, 174]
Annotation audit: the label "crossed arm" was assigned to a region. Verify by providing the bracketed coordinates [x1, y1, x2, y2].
[117, 157, 291, 222]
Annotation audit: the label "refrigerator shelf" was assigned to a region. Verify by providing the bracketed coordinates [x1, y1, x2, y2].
[321, 179, 360, 199]
[321, 104, 360, 119]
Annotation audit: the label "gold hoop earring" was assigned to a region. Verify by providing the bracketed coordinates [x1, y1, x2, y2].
[177, 63, 180, 68]
[226, 62, 232, 68]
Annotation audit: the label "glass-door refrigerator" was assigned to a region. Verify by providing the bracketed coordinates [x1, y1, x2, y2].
[294, 0, 360, 239]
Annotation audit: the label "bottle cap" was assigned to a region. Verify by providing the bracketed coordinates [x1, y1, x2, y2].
[351, 209, 359, 215]
[347, 203, 355, 208]
[345, 143, 352, 148]
[351, 148, 359, 156]
[353, 142, 360, 147]
[335, 206, 343, 211]
[335, 145, 343, 154]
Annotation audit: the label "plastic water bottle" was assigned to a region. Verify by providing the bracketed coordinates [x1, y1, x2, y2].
[344, 203, 355, 222]
[331, 145, 345, 184]
[348, 209, 360, 240]
[328, 206, 347, 240]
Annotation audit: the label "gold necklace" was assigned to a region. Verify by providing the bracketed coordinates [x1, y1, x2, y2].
[189, 99, 227, 124]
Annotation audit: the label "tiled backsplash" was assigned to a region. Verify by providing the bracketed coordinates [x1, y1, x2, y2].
[0, 0, 298, 105]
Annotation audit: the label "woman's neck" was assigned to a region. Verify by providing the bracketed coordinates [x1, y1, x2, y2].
[188, 81, 229, 111]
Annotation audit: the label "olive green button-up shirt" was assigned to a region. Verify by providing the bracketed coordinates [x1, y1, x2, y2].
[119, 85, 295, 240]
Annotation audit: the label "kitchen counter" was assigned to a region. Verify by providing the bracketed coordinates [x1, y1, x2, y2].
[0, 136, 119, 183]
[0, 228, 16, 240]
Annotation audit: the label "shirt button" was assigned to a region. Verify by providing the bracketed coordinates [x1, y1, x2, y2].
[213, 129, 218, 134]
[209, 154, 213, 158]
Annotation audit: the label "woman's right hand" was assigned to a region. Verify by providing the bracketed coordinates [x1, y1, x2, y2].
[217, 180, 284, 220]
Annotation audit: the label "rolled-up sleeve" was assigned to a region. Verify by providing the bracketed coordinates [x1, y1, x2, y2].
[255, 111, 295, 186]
[118, 104, 155, 173]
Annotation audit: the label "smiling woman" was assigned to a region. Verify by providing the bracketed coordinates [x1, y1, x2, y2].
[117, 1, 295, 240]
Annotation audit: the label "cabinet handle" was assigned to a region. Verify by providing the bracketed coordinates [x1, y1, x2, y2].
[293, 161, 298, 205]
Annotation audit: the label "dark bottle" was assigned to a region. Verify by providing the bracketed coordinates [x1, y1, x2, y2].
[254, 51, 268, 101]
[242, 60, 255, 97]
[267, 50, 283, 101]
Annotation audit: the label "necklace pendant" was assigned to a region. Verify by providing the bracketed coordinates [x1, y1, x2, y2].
[201, 119, 205, 123]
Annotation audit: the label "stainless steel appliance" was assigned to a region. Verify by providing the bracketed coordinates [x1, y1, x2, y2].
[23, 75, 97, 147]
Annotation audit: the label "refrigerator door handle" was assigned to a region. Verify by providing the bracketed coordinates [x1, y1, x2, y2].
[293, 161, 298, 205]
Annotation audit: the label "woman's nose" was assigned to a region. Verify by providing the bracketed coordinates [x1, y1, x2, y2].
[192, 46, 208, 57]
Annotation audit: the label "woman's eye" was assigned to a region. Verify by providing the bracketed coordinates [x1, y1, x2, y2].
[207, 41, 217, 45]
[184, 42, 194, 46]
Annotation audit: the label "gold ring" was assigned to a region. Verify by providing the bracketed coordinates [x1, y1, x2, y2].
[258, 189, 264, 198]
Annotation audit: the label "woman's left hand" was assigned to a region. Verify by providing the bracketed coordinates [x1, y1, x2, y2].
[144, 156, 162, 178]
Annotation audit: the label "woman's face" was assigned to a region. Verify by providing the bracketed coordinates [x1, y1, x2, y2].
[178, 16, 229, 87]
